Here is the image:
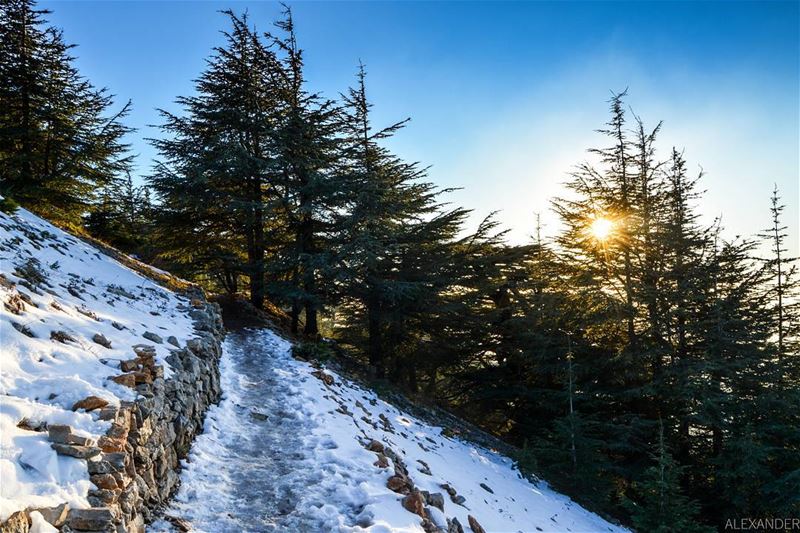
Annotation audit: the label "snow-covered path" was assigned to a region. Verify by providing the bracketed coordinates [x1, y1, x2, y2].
[152, 330, 342, 532]
[153, 329, 627, 533]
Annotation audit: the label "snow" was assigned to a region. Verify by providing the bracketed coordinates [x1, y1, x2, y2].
[0, 207, 196, 521]
[154, 329, 627, 533]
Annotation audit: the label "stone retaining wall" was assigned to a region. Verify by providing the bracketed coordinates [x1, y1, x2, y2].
[1, 289, 225, 533]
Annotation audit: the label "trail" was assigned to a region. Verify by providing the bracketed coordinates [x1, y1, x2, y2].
[153, 328, 627, 533]
[152, 330, 342, 532]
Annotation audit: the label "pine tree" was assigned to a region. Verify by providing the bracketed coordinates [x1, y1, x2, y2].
[263, 7, 344, 335]
[336, 64, 468, 381]
[625, 420, 712, 533]
[149, 10, 281, 305]
[0, 0, 132, 227]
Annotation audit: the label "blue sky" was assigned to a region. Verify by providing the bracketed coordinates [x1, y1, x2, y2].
[42, 0, 799, 253]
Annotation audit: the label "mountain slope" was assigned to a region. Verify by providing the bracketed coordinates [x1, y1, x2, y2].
[154, 329, 627, 533]
[0, 206, 214, 529]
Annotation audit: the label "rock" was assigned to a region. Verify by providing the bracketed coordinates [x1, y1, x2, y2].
[479, 482, 494, 494]
[51, 443, 101, 459]
[417, 459, 432, 475]
[426, 492, 445, 511]
[0, 510, 30, 532]
[447, 517, 465, 533]
[166, 336, 180, 347]
[50, 330, 75, 343]
[16, 418, 46, 432]
[441, 483, 457, 497]
[467, 515, 486, 533]
[120, 359, 139, 372]
[311, 370, 334, 386]
[92, 333, 112, 349]
[111, 321, 125, 330]
[111, 373, 136, 388]
[250, 411, 268, 421]
[367, 440, 384, 453]
[72, 395, 109, 412]
[401, 490, 426, 518]
[142, 331, 163, 344]
[32, 503, 69, 527]
[10, 321, 34, 337]
[48, 424, 88, 445]
[387, 475, 411, 493]
[374, 454, 389, 468]
[164, 515, 192, 532]
[453, 494, 466, 506]
[67, 507, 117, 531]
[91, 473, 119, 491]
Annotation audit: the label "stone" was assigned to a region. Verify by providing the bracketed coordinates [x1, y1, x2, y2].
[72, 395, 109, 412]
[110, 373, 136, 388]
[401, 490, 426, 518]
[427, 492, 445, 511]
[50, 330, 75, 343]
[51, 443, 101, 459]
[142, 331, 163, 344]
[120, 359, 139, 372]
[0, 510, 29, 533]
[417, 459, 432, 475]
[91, 473, 119, 491]
[164, 515, 191, 532]
[67, 507, 117, 531]
[250, 411, 268, 421]
[367, 440, 384, 453]
[133, 344, 156, 357]
[16, 418, 46, 432]
[48, 424, 93, 445]
[387, 475, 410, 493]
[166, 336, 180, 347]
[467, 515, 486, 533]
[92, 333, 112, 349]
[32, 503, 69, 527]
[111, 321, 125, 330]
[311, 370, 334, 386]
[374, 454, 389, 468]
[447, 517, 465, 533]
[479, 482, 494, 494]
[453, 494, 466, 506]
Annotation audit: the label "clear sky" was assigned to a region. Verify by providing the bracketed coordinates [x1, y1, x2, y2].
[42, 0, 799, 254]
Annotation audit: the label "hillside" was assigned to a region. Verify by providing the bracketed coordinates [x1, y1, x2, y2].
[0, 207, 626, 532]
[0, 207, 224, 532]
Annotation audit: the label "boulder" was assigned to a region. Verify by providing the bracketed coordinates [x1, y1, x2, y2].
[166, 336, 180, 347]
[367, 440, 384, 453]
[426, 492, 445, 512]
[92, 333, 112, 349]
[0, 510, 30, 533]
[111, 373, 136, 388]
[142, 331, 163, 344]
[447, 517, 465, 533]
[387, 475, 411, 493]
[67, 507, 117, 531]
[72, 396, 109, 412]
[32, 503, 69, 527]
[467, 515, 486, 533]
[401, 490, 426, 518]
[51, 443, 101, 459]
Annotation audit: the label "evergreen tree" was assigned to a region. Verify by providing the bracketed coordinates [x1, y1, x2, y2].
[336, 64, 468, 381]
[263, 7, 344, 335]
[149, 10, 281, 305]
[0, 0, 132, 227]
[625, 420, 711, 533]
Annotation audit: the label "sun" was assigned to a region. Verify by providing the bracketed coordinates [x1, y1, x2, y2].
[589, 217, 614, 241]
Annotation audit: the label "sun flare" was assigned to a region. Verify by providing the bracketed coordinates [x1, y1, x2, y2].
[590, 217, 614, 241]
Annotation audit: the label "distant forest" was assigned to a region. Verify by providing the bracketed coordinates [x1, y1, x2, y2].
[1, 1, 798, 530]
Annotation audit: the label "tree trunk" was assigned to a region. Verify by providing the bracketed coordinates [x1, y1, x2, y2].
[367, 292, 383, 378]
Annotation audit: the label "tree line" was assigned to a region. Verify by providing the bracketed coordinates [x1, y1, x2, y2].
[1, 2, 797, 530]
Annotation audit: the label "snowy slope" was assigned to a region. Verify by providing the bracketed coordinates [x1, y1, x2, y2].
[0, 207, 197, 522]
[155, 329, 626, 533]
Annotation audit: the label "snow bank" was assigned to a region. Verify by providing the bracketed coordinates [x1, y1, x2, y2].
[0, 207, 202, 523]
